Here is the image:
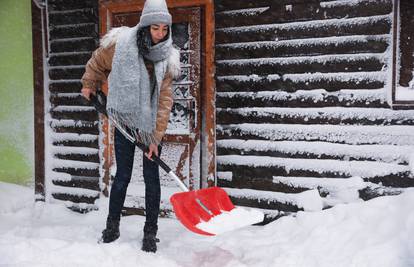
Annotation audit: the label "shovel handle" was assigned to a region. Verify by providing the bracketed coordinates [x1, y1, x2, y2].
[87, 92, 189, 192]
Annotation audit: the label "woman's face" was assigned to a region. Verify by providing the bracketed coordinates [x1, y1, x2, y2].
[150, 24, 169, 44]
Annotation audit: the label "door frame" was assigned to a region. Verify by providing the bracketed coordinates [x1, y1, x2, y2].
[32, 0, 47, 200]
[98, 0, 216, 189]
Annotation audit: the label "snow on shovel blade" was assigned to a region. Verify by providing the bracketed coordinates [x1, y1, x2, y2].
[170, 187, 264, 236]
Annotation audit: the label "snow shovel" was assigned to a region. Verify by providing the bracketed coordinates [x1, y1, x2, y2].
[88, 91, 264, 235]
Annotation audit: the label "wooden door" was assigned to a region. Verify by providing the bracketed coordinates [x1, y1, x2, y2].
[104, 7, 202, 214]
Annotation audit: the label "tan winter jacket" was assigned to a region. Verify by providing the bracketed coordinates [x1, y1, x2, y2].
[81, 28, 180, 144]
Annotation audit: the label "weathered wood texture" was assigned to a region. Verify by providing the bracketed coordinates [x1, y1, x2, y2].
[215, 0, 414, 222]
[46, 0, 101, 208]
[398, 0, 414, 87]
[33, 0, 46, 199]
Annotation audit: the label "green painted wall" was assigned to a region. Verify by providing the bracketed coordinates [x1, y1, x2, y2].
[0, 0, 34, 185]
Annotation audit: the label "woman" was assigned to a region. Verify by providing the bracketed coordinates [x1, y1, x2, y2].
[81, 0, 180, 253]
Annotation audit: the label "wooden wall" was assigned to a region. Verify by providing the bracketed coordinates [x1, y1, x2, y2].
[45, 0, 101, 211]
[214, 0, 414, 222]
[38, 0, 414, 221]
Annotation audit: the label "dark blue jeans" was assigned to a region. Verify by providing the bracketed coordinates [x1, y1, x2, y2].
[109, 128, 161, 227]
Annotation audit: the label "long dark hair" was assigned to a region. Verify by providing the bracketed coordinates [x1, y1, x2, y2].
[136, 25, 170, 56]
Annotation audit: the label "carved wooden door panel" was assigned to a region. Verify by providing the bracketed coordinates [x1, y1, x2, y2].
[106, 7, 201, 213]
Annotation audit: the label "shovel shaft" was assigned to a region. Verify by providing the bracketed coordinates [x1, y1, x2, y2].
[88, 93, 190, 192]
[167, 171, 189, 192]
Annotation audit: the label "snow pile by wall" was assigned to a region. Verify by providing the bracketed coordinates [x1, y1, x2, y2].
[0, 182, 33, 213]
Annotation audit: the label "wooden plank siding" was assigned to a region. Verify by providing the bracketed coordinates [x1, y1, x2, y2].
[214, 0, 414, 222]
[37, 0, 414, 223]
[45, 0, 101, 211]
[32, 0, 46, 200]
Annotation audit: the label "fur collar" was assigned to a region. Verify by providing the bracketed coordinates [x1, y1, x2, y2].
[100, 27, 181, 78]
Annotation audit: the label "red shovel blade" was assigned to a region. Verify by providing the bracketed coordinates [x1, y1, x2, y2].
[170, 187, 235, 236]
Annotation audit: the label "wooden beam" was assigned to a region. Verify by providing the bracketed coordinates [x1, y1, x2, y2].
[32, 0, 45, 200]
[391, 0, 414, 107]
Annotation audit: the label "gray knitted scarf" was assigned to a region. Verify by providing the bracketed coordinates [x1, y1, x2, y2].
[107, 25, 172, 145]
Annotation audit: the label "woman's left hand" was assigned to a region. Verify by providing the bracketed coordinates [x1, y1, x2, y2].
[145, 143, 159, 160]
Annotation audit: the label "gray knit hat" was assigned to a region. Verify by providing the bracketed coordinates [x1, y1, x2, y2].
[139, 0, 172, 28]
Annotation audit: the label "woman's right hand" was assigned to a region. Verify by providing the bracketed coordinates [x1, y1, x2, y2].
[81, 87, 94, 100]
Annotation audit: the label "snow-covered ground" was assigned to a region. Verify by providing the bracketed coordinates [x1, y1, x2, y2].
[1, 181, 414, 267]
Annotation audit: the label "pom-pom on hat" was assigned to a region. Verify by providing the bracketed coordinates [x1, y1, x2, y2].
[139, 0, 172, 28]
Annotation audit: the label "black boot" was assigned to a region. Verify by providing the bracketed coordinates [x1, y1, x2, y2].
[141, 223, 158, 253]
[100, 215, 120, 243]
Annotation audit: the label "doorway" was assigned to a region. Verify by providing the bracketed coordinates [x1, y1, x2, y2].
[99, 0, 215, 215]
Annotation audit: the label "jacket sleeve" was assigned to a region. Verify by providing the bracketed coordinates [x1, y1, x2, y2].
[81, 44, 115, 92]
[153, 72, 174, 144]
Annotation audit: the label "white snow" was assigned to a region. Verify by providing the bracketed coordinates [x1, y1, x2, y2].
[320, 0, 388, 8]
[395, 86, 414, 101]
[216, 34, 389, 52]
[217, 7, 270, 16]
[282, 71, 386, 83]
[217, 53, 387, 68]
[410, 153, 414, 175]
[48, 64, 86, 70]
[50, 132, 98, 142]
[218, 123, 414, 146]
[217, 14, 391, 33]
[217, 89, 388, 104]
[217, 139, 414, 164]
[49, 184, 100, 198]
[217, 71, 386, 84]
[52, 105, 95, 112]
[218, 154, 409, 178]
[52, 158, 99, 169]
[218, 106, 414, 123]
[224, 187, 324, 212]
[0, 182, 33, 213]
[2, 181, 414, 266]
[272, 176, 366, 206]
[196, 207, 264, 235]
[51, 146, 99, 156]
[50, 119, 97, 128]
[217, 171, 233, 181]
